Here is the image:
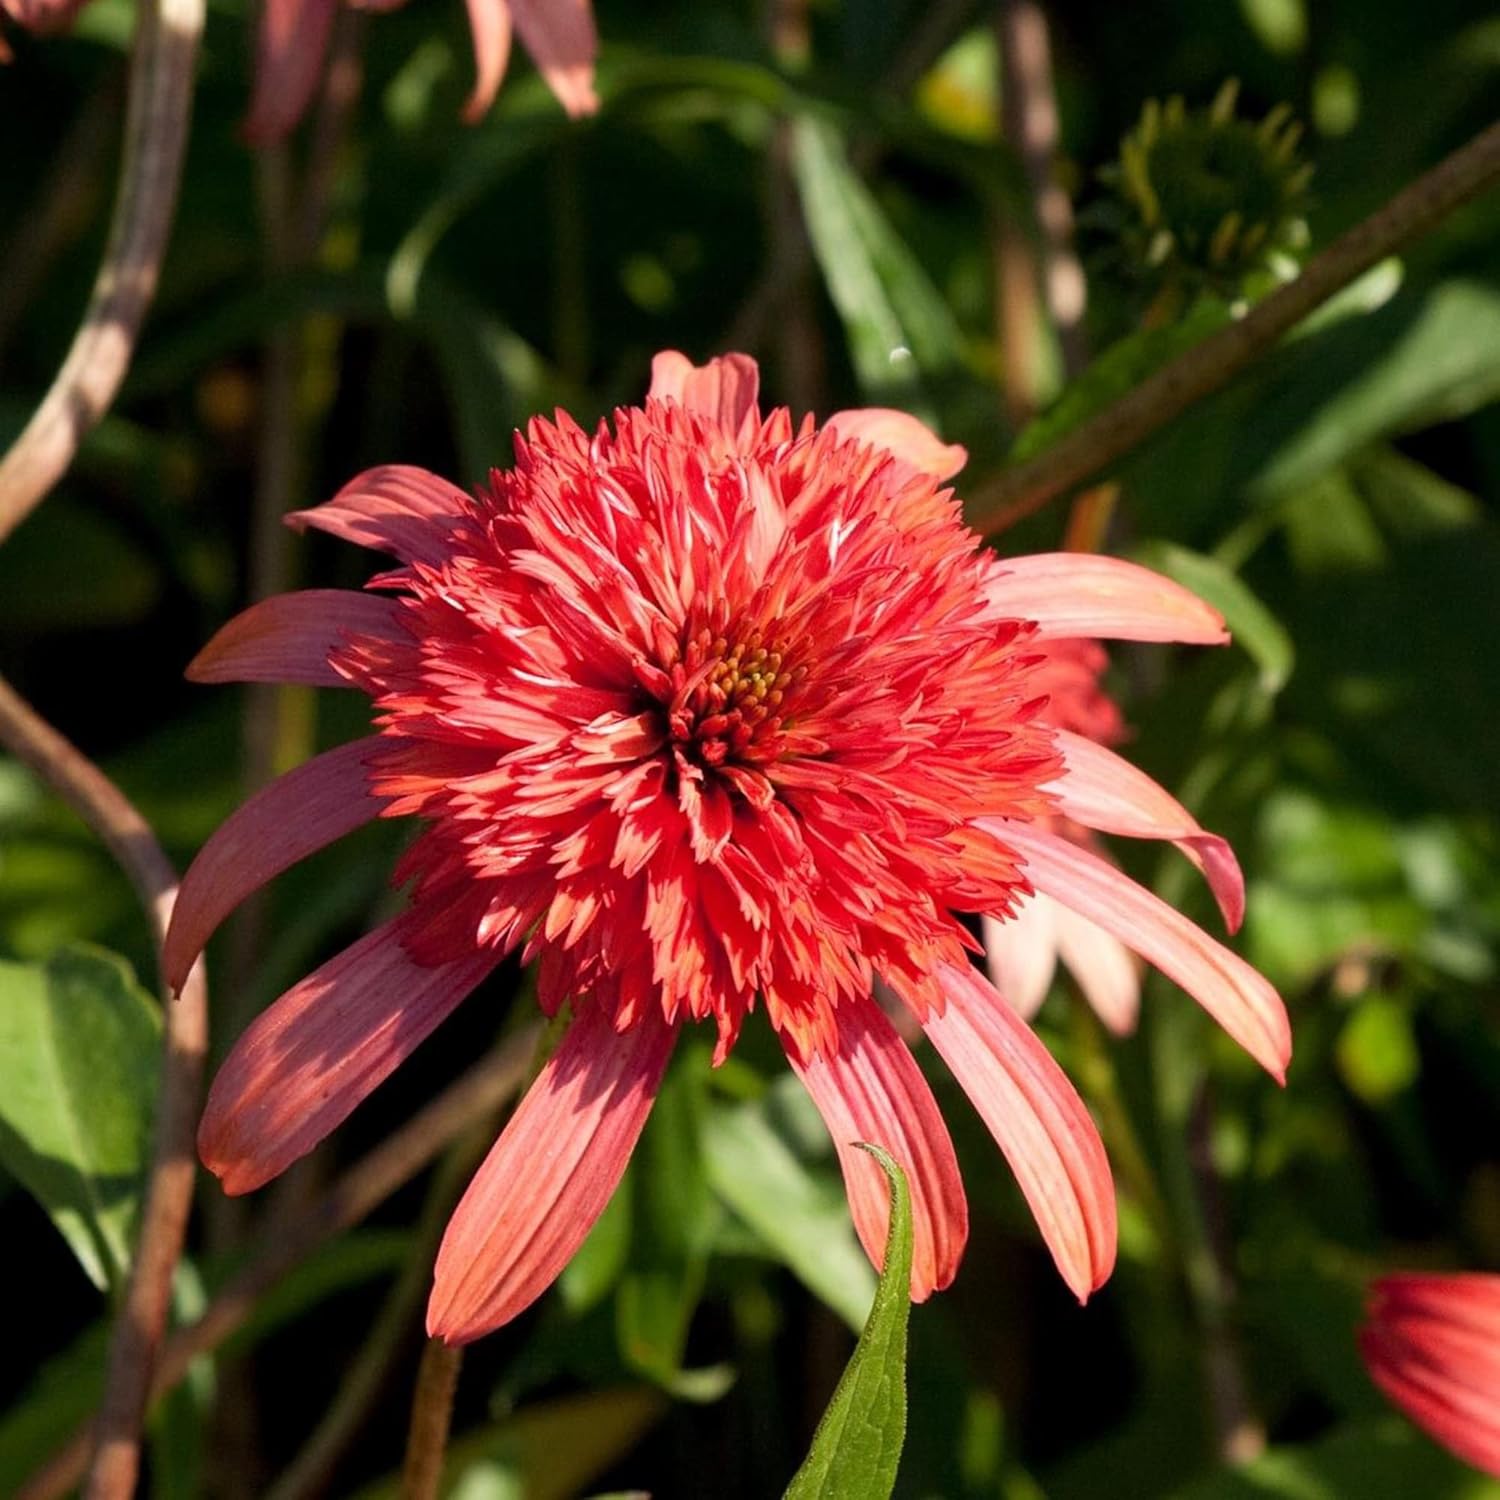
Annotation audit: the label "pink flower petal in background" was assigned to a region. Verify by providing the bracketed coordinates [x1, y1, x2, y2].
[1051, 901, 1141, 1035]
[461, 0, 513, 122]
[1047, 727, 1246, 930]
[824, 408, 969, 481]
[200, 919, 500, 1194]
[286, 464, 475, 564]
[982, 900, 1059, 1021]
[787, 998, 968, 1300]
[986, 554, 1229, 644]
[921, 961, 1116, 1302]
[511, 0, 599, 118]
[185, 590, 404, 689]
[428, 1004, 677, 1343]
[163, 738, 389, 992]
[243, 0, 340, 146]
[991, 821, 1290, 1081]
[1361, 1273, 1500, 1479]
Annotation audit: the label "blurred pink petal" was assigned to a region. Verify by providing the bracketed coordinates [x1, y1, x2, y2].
[981, 901, 1058, 1020]
[428, 1004, 676, 1342]
[824, 408, 968, 481]
[1362, 1273, 1500, 1479]
[199, 919, 499, 1194]
[991, 821, 1291, 1081]
[787, 998, 968, 1300]
[510, 0, 599, 118]
[185, 590, 403, 689]
[461, 0, 513, 122]
[921, 961, 1116, 1302]
[243, 0, 339, 146]
[286, 464, 475, 565]
[1051, 901, 1140, 1035]
[986, 554, 1229, 644]
[163, 738, 389, 992]
[1047, 728, 1246, 931]
[648, 350, 761, 445]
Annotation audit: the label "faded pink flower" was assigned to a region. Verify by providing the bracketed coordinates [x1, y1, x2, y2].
[0, 0, 89, 48]
[245, 0, 597, 145]
[1361, 1273, 1500, 1477]
[982, 637, 1244, 1035]
[166, 351, 1289, 1344]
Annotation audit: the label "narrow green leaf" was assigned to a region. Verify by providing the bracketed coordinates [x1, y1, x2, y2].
[1135, 541, 1294, 694]
[784, 1145, 912, 1500]
[0, 944, 161, 1290]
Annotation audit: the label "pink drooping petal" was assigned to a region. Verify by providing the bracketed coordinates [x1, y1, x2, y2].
[199, 919, 498, 1194]
[989, 821, 1291, 1081]
[1047, 728, 1245, 931]
[1361, 1274, 1500, 1479]
[920, 961, 1116, 1302]
[163, 739, 387, 992]
[510, 0, 599, 119]
[785, 998, 968, 1300]
[286, 465, 474, 565]
[824, 408, 968, 481]
[460, 0, 513, 122]
[427, 1005, 677, 1343]
[1051, 900, 1141, 1035]
[647, 350, 761, 446]
[982, 902, 1058, 1021]
[185, 590, 404, 689]
[985, 554, 1228, 645]
[242, 0, 340, 145]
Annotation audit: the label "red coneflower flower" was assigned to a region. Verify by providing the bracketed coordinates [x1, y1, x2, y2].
[982, 637, 1245, 1036]
[1361, 1273, 1500, 1478]
[165, 351, 1290, 1344]
[245, 0, 597, 145]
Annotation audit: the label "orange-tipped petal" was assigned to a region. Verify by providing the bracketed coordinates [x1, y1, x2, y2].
[647, 350, 761, 445]
[286, 465, 474, 565]
[986, 554, 1229, 644]
[1361, 1273, 1500, 1479]
[163, 738, 387, 992]
[824, 408, 968, 481]
[428, 1005, 676, 1343]
[199, 920, 498, 1194]
[186, 590, 404, 689]
[1050, 901, 1141, 1035]
[460, 0, 513, 122]
[982, 902, 1058, 1021]
[510, 0, 598, 118]
[1047, 728, 1246, 931]
[921, 961, 1116, 1303]
[990, 821, 1291, 1081]
[785, 998, 968, 1301]
[242, 0, 339, 145]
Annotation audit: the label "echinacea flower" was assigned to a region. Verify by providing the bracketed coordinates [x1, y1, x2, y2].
[246, 0, 597, 145]
[1360, 1273, 1500, 1478]
[982, 636, 1245, 1035]
[165, 350, 1290, 1344]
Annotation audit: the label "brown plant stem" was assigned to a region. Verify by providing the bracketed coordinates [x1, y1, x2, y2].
[0, 0, 203, 545]
[18, 1023, 541, 1500]
[0, 675, 210, 1500]
[968, 116, 1500, 534]
[400, 1341, 465, 1500]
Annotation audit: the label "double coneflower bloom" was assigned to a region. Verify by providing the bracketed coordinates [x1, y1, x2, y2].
[166, 352, 1290, 1343]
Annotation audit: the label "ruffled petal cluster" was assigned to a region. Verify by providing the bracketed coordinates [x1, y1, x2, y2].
[168, 351, 1290, 1343]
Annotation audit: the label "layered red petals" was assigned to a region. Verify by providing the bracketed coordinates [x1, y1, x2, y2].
[824, 408, 968, 482]
[243, 0, 339, 145]
[286, 464, 474, 564]
[428, 1005, 677, 1343]
[921, 962, 1116, 1302]
[185, 590, 404, 689]
[987, 555, 1229, 645]
[1047, 728, 1245, 931]
[648, 350, 761, 446]
[199, 919, 499, 1194]
[992, 822, 1291, 1080]
[1361, 1274, 1500, 1478]
[785, 999, 967, 1301]
[163, 738, 388, 992]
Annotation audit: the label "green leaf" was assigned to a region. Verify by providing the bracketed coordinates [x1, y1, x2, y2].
[702, 1090, 876, 1332]
[783, 1145, 912, 1500]
[790, 115, 964, 404]
[1134, 541, 1294, 694]
[0, 944, 161, 1291]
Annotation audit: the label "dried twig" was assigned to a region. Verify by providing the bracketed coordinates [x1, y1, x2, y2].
[0, 675, 210, 1500]
[0, 0, 204, 544]
[968, 117, 1500, 533]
